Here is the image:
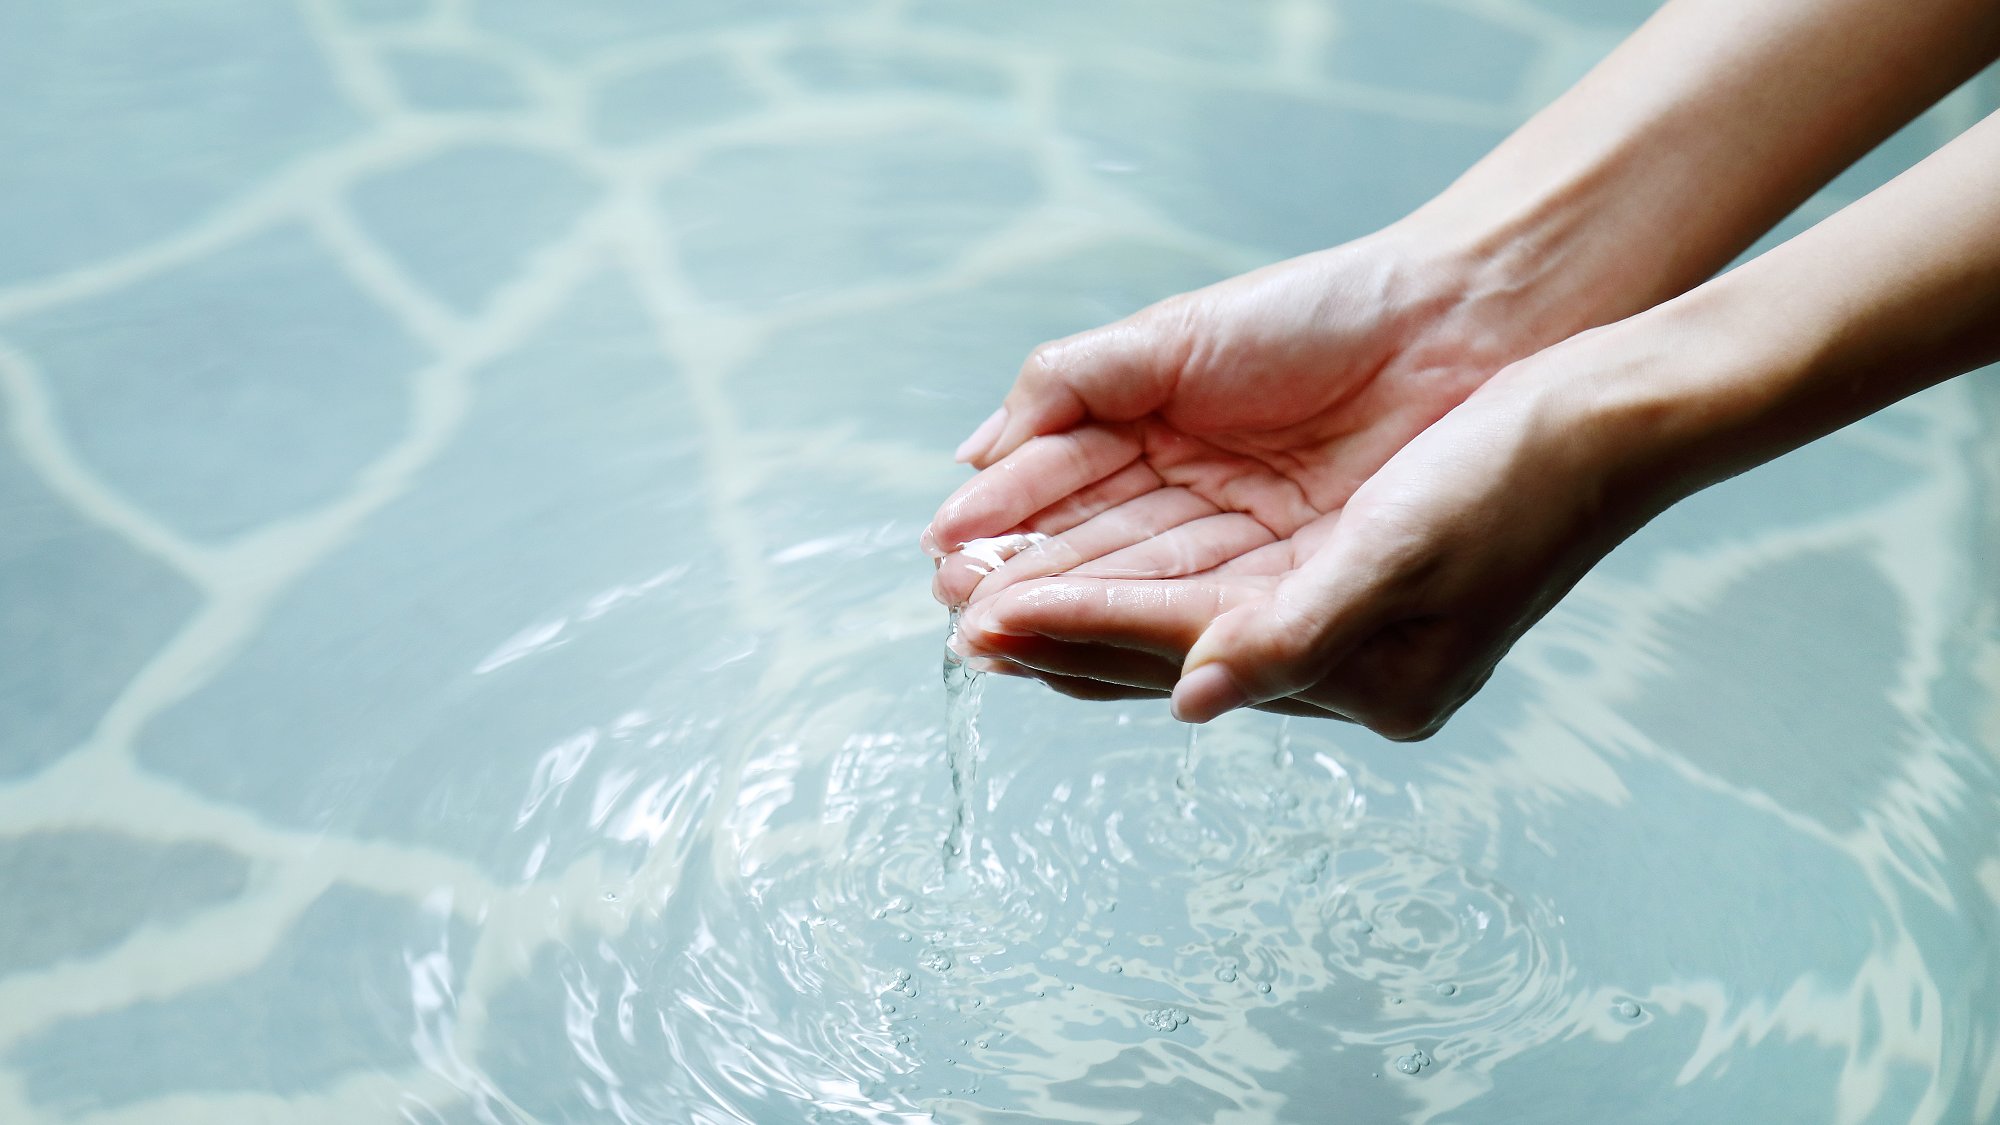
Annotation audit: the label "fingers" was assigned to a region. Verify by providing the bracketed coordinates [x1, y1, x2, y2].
[956, 486, 1218, 606]
[1170, 520, 1404, 725]
[959, 574, 1271, 663]
[975, 654, 1352, 720]
[959, 309, 1192, 468]
[929, 424, 1143, 560]
[1069, 512, 1279, 582]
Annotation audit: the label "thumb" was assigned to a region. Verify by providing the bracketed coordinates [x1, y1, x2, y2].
[961, 307, 1190, 468]
[1169, 546, 1391, 724]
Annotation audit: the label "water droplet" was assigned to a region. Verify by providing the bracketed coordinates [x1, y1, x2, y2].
[976, 1038, 989, 1049]
[1616, 1000, 1642, 1019]
[1394, 1048, 1434, 1075]
[899, 933, 913, 943]
[922, 949, 954, 973]
[1216, 967, 1238, 983]
[603, 891, 619, 902]
[1105, 901, 1117, 913]
[1436, 982, 1458, 997]
[1108, 962, 1123, 974]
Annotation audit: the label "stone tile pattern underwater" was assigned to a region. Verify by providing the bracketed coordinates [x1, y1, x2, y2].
[1, 0, 1998, 1121]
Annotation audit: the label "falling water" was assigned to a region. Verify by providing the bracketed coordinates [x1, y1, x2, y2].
[942, 611, 987, 871]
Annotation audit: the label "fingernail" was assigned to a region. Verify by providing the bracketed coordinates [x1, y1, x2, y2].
[1172, 663, 1248, 724]
[920, 523, 944, 559]
[954, 407, 1008, 464]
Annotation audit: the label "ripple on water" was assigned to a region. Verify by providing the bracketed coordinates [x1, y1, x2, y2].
[464, 635, 1578, 1121]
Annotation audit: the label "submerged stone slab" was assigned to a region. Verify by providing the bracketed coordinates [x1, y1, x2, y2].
[133, 274, 745, 876]
[474, 0, 838, 60]
[588, 55, 765, 146]
[0, 412, 201, 776]
[9, 225, 420, 541]
[0, 0, 357, 287]
[1327, 0, 1541, 104]
[11, 884, 467, 1114]
[908, 0, 1276, 64]
[383, 46, 529, 113]
[349, 143, 601, 314]
[0, 832, 249, 977]
[1059, 71, 1509, 256]
[660, 123, 1041, 307]
[1598, 426, 1921, 581]
[730, 242, 1223, 445]
[782, 43, 1012, 100]
[1623, 551, 1911, 835]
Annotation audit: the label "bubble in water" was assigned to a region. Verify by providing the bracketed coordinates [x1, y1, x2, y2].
[1216, 967, 1238, 983]
[922, 949, 954, 973]
[1394, 1048, 1434, 1075]
[1142, 1007, 1191, 1032]
[1436, 982, 1459, 997]
[1616, 999, 1642, 1019]
[1257, 982, 1272, 994]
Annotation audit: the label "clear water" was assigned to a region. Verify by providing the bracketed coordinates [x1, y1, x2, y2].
[2, 1, 1998, 1123]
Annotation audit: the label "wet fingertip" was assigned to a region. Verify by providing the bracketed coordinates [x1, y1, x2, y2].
[954, 406, 1008, 464]
[1171, 663, 1249, 725]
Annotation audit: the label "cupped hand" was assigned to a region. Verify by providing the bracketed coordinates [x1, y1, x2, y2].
[923, 228, 1552, 614]
[940, 317, 1700, 739]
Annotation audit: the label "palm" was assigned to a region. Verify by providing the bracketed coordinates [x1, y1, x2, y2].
[930, 241, 1513, 608]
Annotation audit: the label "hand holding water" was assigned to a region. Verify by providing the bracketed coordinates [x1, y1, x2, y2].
[925, 0, 2000, 737]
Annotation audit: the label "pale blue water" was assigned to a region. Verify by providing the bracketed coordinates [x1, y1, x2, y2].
[2, 2, 1998, 1122]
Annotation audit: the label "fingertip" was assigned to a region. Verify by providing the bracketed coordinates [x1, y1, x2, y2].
[954, 406, 1009, 464]
[1171, 662, 1249, 724]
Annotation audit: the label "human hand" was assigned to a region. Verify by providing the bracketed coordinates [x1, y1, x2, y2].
[924, 223, 1566, 615]
[938, 312, 1715, 739]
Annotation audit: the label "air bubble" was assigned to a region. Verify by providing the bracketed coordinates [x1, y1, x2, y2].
[1394, 1048, 1434, 1075]
[1615, 1000, 1642, 1019]
[1216, 967, 1238, 983]
[1436, 983, 1458, 997]
[922, 949, 954, 973]
[1142, 1007, 1191, 1032]
[1257, 982, 1272, 994]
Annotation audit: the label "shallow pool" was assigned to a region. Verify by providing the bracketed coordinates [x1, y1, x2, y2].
[2, 1, 1998, 1122]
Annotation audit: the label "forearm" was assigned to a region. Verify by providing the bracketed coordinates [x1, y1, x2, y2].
[1593, 108, 2000, 504]
[1408, 0, 2000, 347]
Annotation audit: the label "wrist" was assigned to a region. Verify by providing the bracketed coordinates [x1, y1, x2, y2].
[1520, 285, 1817, 521]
